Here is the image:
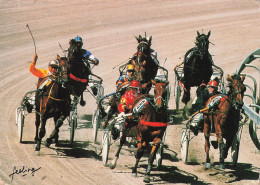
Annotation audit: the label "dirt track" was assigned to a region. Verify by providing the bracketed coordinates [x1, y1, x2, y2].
[1, 0, 260, 184]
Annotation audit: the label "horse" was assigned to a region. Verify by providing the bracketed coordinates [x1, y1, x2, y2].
[110, 80, 169, 183]
[203, 74, 246, 169]
[130, 35, 159, 92]
[34, 62, 71, 155]
[67, 39, 92, 106]
[181, 31, 213, 104]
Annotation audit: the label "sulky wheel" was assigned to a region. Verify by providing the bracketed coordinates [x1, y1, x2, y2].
[180, 128, 190, 163]
[231, 132, 240, 166]
[92, 109, 100, 143]
[17, 108, 25, 143]
[102, 129, 110, 165]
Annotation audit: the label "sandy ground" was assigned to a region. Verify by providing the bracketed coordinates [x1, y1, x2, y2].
[0, 0, 260, 184]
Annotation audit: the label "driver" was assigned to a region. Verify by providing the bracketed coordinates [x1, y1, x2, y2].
[190, 78, 220, 135]
[29, 54, 59, 78]
[118, 80, 143, 113]
[116, 64, 135, 89]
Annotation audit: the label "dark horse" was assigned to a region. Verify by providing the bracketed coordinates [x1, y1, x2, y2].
[34, 62, 71, 155]
[203, 74, 246, 169]
[67, 39, 92, 106]
[110, 80, 169, 183]
[130, 35, 159, 92]
[181, 31, 213, 104]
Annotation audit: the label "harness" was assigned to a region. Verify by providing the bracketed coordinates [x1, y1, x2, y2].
[69, 73, 88, 83]
[40, 81, 68, 112]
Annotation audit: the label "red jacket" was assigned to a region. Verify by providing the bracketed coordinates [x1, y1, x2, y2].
[118, 90, 140, 113]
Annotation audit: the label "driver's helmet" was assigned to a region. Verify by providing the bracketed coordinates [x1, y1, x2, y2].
[126, 64, 134, 72]
[49, 60, 59, 68]
[129, 80, 141, 89]
[74, 36, 83, 48]
[208, 80, 218, 88]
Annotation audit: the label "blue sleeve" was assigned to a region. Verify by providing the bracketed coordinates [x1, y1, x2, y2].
[83, 49, 99, 62]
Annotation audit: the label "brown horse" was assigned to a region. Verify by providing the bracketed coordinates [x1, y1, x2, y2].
[203, 74, 246, 169]
[132, 80, 169, 183]
[110, 80, 169, 183]
[34, 60, 71, 155]
[129, 35, 159, 93]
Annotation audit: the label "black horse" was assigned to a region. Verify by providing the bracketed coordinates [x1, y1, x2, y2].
[181, 31, 213, 104]
[34, 64, 71, 155]
[67, 39, 92, 106]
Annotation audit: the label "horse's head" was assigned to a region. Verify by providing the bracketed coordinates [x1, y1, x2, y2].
[56, 55, 69, 81]
[195, 31, 211, 56]
[152, 79, 169, 109]
[68, 39, 84, 64]
[131, 35, 153, 82]
[227, 74, 246, 109]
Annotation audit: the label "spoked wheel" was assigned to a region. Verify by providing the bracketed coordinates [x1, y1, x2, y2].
[249, 120, 260, 151]
[92, 109, 100, 143]
[70, 108, 77, 146]
[17, 108, 25, 143]
[102, 129, 110, 165]
[180, 128, 190, 163]
[174, 80, 181, 110]
[231, 132, 240, 166]
[155, 142, 164, 168]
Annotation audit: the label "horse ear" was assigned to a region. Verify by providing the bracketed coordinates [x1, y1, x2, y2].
[227, 74, 233, 82]
[240, 74, 246, 82]
[197, 31, 200, 37]
[57, 55, 61, 60]
[148, 36, 152, 46]
[207, 31, 211, 38]
[135, 35, 142, 43]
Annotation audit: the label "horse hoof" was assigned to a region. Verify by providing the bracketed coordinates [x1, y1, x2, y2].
[34, 151, 40, 156]
[43, 138, 52, 147]
[80, 100, 86, 106]
[204, 163, 211, 169]
[143, 176, 151, 183]
[218, 164, 225, 169]
[211, 140, 218, 149]
[109, 164, 116, 169]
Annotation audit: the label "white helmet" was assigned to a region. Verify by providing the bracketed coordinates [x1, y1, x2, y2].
[49, 60, 59, 68]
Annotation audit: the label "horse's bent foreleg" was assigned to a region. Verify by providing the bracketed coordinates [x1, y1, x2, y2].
[110, 123, 128, 169]
[80, 92, 86, 106]
[45, 116, 65, 147]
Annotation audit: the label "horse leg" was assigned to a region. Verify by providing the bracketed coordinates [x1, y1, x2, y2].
[217, 133, 225, 169]
[34, 112, 40, 143]
[34, 117, 47, 155]
[44, 116, 64, 147]
[204, 120, 211, 168]
[132, 137, 145, 177]
[80, 92, 86, 106]
[214, 117, 226, 169]
[182, 86, 190, 104]
[143, 138, 161, 183]
[110, 122, 128, 169]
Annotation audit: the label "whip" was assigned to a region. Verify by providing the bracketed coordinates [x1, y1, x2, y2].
[26, 24, 36, 54]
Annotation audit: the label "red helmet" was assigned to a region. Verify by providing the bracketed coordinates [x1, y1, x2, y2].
[129, 80, 141, 89]
[208, 80, 218, 87]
